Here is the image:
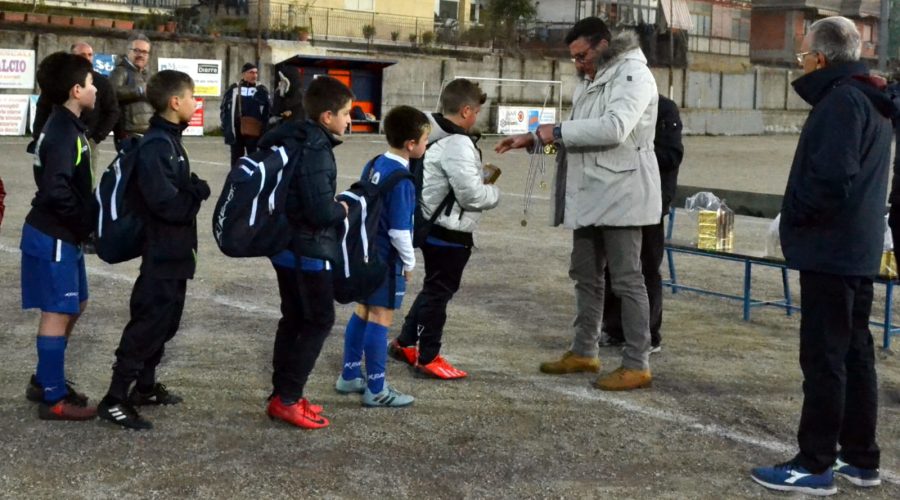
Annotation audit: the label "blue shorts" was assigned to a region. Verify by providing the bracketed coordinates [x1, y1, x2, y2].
[20, 224, 88, 314]
[360, 261, 406, 309]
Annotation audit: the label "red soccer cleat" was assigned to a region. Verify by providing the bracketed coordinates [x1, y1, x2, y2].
[388, 339, 417, 366]
[415, 355, 468, 380]
[267, 397, 329, 429]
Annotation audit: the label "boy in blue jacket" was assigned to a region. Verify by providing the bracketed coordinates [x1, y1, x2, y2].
[97, 70, 211, 430]
[264, 76, 353, 429]
[335, 105, 431, 407]
[21, 52, 97, 421]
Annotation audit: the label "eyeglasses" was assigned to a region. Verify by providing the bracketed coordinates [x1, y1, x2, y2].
[130, 48, 150, 56]
[795, 51, 816, 64]
[571, 48, 595, 64]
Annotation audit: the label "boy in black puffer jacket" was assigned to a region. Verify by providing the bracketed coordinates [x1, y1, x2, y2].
[264, 76, 353, 429]
[98, 70, 211, 430]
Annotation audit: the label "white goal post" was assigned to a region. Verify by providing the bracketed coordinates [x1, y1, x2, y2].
[436, 76, 564, 135]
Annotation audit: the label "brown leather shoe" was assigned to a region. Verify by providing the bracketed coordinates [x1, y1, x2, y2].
[539, 351, 600, 374]
[593, 367, 652, 391]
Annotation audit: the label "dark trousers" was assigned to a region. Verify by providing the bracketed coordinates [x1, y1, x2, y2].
[602, 220, 664, 346]
[109, 274, 186, 400]
[230, 136, 259, 168]
[796, 271, 880, 473]
[398, 241, 472, 364]
[271, 263, 334, 401]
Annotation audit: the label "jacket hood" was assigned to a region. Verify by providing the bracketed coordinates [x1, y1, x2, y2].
[427, 113, 481, 145]
[596, 30, 643, 70]
[793, 62, 897, 118]
[259, 119, 340, 149]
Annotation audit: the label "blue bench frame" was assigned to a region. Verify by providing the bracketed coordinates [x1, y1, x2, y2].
[663, 208, 900, 349]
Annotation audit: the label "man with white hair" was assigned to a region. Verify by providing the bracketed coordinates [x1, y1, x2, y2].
[751, 16, 896, 495]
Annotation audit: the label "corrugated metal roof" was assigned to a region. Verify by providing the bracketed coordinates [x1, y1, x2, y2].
[660, 0, 694, 31]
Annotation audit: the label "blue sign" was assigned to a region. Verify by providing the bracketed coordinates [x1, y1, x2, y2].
[93, 54, 116, 76]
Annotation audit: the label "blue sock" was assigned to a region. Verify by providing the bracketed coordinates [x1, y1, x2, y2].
[363, 322, 389, 394]
[341, 313, 366, 381]
[36, 336, 68, 404]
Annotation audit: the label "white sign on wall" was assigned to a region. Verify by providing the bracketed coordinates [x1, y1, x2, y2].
[496, 106, 557, 134]
[0, 48, 35, 89]
[0, 94, 31, 135]
[157, 58, 222, 97]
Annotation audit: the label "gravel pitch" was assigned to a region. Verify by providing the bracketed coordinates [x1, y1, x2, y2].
[0, 134, 898, 499]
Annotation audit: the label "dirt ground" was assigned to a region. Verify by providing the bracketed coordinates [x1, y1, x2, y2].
[1, 134, 898, 499]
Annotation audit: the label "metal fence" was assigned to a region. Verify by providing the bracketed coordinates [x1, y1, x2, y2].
[260, 3, 435, 44]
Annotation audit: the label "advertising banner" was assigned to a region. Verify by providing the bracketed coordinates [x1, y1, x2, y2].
[496, 106, 557, 134]
[0, 48, 35, 89]
[157, 58, 222, 96]
[0, 94, 31, 135]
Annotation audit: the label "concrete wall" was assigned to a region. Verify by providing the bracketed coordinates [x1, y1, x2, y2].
[0, 29, 812, 135]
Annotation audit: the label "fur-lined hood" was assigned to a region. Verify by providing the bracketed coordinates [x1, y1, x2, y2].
[591, 30, 645, 85]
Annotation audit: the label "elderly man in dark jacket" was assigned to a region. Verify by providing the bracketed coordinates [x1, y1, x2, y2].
[31, 42, 119, 180]
[751, 16, 895, 495]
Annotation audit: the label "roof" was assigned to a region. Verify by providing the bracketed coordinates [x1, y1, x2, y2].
[276, 55, 397, 71]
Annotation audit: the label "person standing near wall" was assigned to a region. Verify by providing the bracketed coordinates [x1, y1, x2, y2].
[110, 33, 153, 149]
[220, 62, 270, 167]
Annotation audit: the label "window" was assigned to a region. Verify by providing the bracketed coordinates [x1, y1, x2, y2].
[345, 0, 374, 11]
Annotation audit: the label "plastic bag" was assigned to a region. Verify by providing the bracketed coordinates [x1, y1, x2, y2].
[881, 214, 897, 279]
[765, 213, 783, 259]
[685, 192, 734, 252]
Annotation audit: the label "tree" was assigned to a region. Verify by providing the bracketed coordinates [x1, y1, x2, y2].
[484, 0, 538, 47]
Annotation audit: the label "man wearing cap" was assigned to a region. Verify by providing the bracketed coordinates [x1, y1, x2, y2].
[221, 62, 271, 166]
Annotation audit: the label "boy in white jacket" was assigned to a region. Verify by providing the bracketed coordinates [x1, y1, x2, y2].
[389, 79, 501, 379]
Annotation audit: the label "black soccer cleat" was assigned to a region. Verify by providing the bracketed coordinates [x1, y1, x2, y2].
[128, 383, 183, 406]
[98, 396, 153, 430]
[26, 375, 89, 405]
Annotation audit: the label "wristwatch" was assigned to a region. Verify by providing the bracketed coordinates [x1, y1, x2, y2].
[552, 124, 562, 142]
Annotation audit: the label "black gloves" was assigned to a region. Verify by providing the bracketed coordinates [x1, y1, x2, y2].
[190, 172, 211, 201]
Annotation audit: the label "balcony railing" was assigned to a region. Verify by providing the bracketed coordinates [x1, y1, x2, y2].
[2, 0, 190, 12]
[688, 35, 750, 57]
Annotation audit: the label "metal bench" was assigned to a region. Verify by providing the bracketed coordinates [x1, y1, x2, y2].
[663, 208, 899, 349]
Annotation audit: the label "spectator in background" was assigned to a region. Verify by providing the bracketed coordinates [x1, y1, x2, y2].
[0, 175, 5, 232]
[271, 65, 305, 127]
[599, 94, 683, 353]
[220, 62, 270, 166]
[110, 33, 154, 149]
[31, 42, 119, 181]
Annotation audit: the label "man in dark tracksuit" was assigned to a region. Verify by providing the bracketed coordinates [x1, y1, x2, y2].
[600, 94, 683, 351]
[751, 16, 894, 495]
[220, 62, 270, 167]
[98, 73, 211, 430]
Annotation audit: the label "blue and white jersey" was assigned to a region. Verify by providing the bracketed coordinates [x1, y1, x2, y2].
[364, 152, 416, 271]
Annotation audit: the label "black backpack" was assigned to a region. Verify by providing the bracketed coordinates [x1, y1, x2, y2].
[212, 136, 302, 258]
[94, 133, 172, 264]
[409, 138, 455, 248]
[333, 156, 413, 305]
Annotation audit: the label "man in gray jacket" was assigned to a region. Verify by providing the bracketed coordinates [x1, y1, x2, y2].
[496, 17, 660, 391]
[110, 34, 154, 149]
